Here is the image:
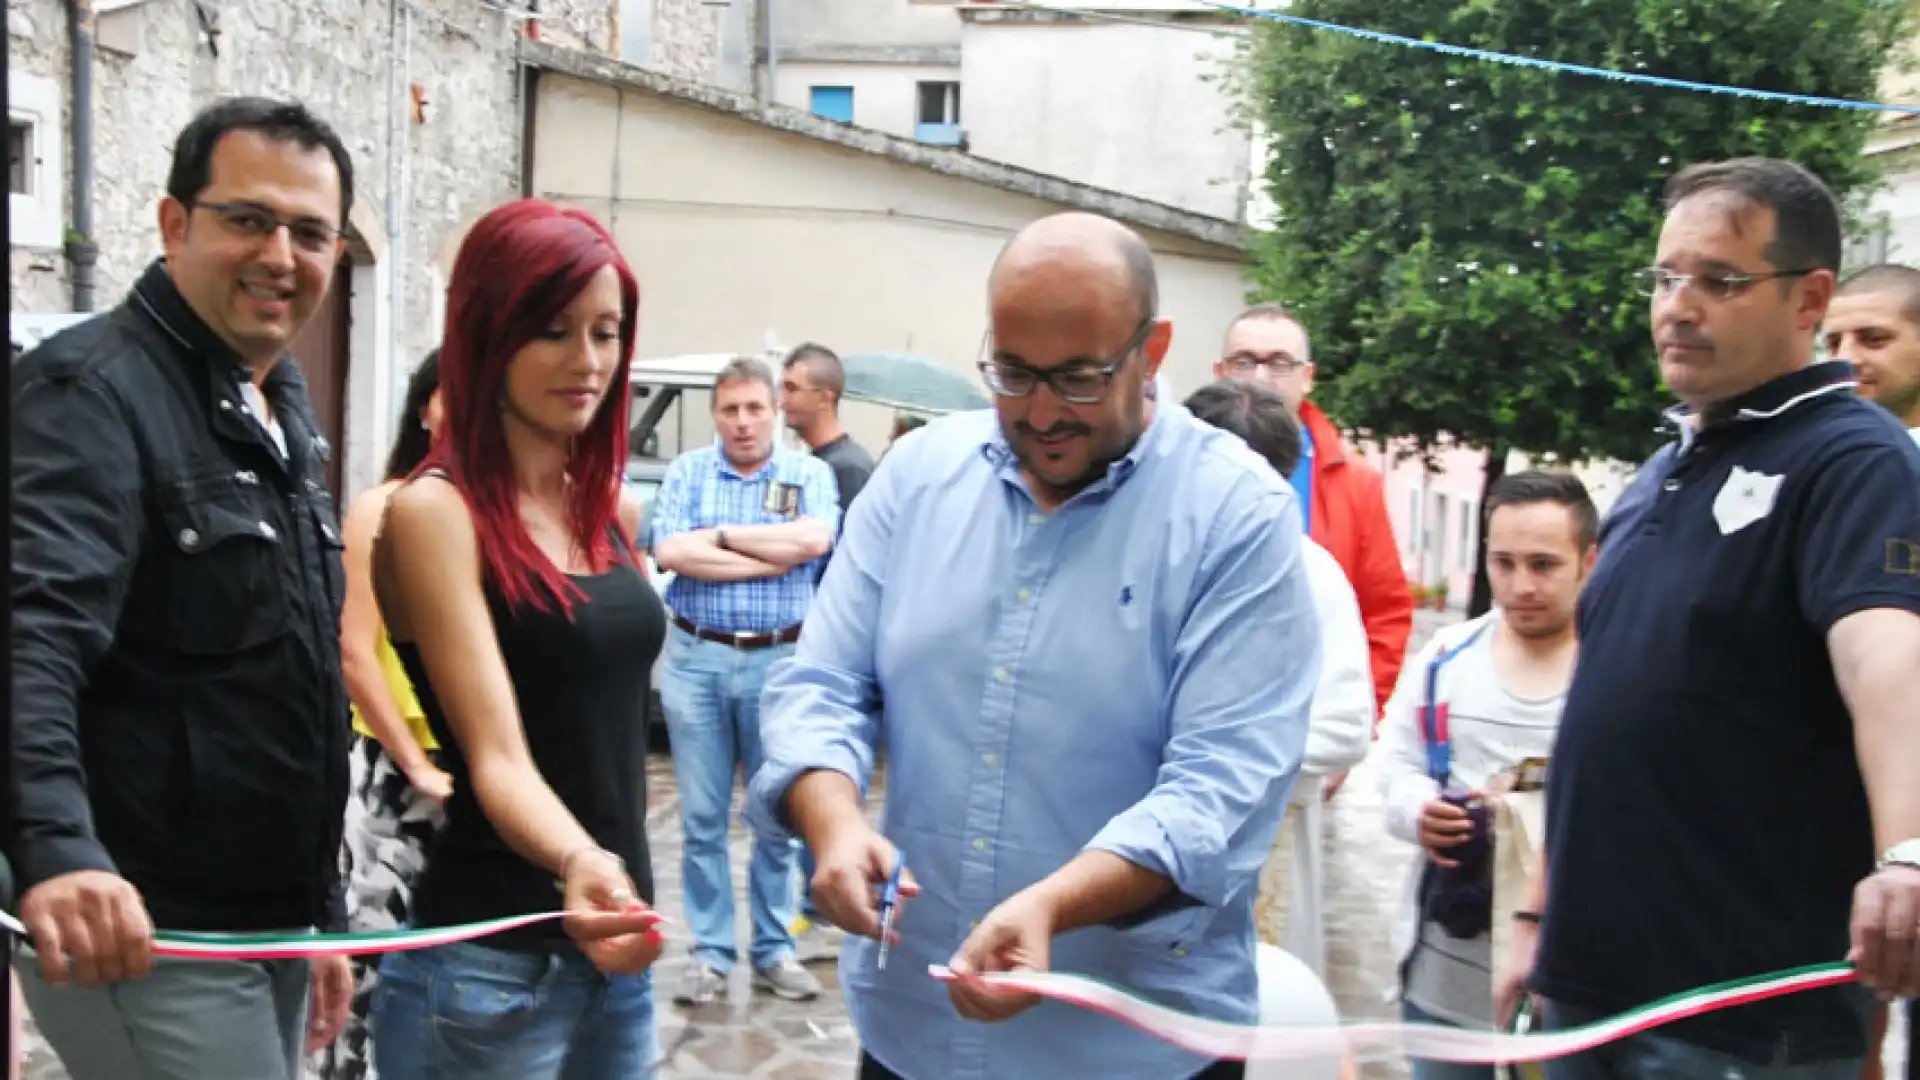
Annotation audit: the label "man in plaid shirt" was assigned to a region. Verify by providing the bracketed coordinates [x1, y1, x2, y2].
[650, 355, 840, 1006]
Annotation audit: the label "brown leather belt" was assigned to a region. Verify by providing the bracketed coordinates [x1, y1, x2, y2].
[672, 615, 803, 650]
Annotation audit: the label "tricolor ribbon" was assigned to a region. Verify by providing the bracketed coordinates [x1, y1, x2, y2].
[929, 961, 1857, 1064]
[0, 905, 1857, 1063]
[0, 909, 621, 961]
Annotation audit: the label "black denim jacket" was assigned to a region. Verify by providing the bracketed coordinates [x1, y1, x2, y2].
[10, 259, 351, 932]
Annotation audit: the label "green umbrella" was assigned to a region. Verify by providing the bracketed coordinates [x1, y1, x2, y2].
[840, 351, 990, 415]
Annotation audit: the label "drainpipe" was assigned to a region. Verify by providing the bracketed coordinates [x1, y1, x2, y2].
[65, 0, 99, 312]
[754, 0, 777, 107]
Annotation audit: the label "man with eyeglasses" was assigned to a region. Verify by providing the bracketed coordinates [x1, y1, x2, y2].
[1509, 157, 1920, 1079]
[1215, 303, 1412, 802]
[10, 97, 358, 1079]
[749, 211, 1321, 1079]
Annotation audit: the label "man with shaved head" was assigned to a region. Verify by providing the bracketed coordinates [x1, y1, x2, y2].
[1827, 262, 1920, 1080]
[750, 211, 1323, 1079]
[1830, 263, 1920, 436]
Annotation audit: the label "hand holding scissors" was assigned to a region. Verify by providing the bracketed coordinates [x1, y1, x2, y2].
[877, 851, 907, 970]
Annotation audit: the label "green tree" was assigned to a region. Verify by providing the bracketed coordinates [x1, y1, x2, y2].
[1241, 0, 1911, 613]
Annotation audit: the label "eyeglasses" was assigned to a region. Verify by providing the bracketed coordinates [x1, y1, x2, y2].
[1221, 352, 1308, 379]
[192, 199, 343, 255]
[978, 319, 1153, 405]
[1632, 266, 1815, 302]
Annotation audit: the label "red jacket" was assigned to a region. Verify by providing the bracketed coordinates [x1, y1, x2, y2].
[1299, 401, 1414, 722]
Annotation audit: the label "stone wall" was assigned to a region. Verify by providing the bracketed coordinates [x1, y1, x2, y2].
[8, 0, 718, 321]
[7, 0, 722, 494]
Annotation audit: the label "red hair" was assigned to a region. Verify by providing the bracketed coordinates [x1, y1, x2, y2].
[421, 198, 640, 616]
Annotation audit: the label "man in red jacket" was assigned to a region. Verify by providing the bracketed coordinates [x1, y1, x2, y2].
[1217, 304, 1414, 795]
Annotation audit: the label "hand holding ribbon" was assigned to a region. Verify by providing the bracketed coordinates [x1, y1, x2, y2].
[558, 847, 665, 976]
[946, 888, 1053, 1023]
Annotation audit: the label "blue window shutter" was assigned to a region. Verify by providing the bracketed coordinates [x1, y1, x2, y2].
[810, 86, 854, 124]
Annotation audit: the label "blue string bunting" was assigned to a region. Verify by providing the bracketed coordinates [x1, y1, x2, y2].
[1190, 0, 1920, 116]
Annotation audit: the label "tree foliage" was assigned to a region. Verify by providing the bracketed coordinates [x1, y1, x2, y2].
[1242, 0, 1912, 467]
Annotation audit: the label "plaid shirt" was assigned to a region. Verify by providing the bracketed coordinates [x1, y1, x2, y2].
[648, 443, 840, 633]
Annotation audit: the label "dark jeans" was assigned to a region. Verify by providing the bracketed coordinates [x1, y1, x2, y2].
[858, 1051, 1247, 1079]
[1538, 999, 1863, 1080]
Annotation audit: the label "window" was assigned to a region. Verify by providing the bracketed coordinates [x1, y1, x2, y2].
[916, 81, 962, 146]
[9, 122, 31, 195]
[809, 86, 854, 124]
[9, 72, 64, 250]
[1458, 499, 1475, 572]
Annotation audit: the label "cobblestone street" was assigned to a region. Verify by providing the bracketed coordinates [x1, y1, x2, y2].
[18, 610, 1908, 1078]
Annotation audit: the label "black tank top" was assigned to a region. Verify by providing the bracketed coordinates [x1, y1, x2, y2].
[397, 537, 666, 952]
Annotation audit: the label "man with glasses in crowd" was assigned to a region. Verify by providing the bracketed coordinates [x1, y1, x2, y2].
[10, 97, 357, 1080]
[749, 211, 1321, 1079]
[1215, 304, 1411, 800]
[1507, 157, 1920, 1079]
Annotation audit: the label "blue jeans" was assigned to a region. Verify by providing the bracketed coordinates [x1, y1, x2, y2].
[1401, 998, 1496, 1080]
[797, 842, 819, 920]
[659, 627, 798, 971]
[1540, 998, 1864, 1080]
[369, 940, 660, 1080]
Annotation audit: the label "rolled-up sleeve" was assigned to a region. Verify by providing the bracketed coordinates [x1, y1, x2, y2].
[9, 366, 143, 891]
[1085, 484, 1321, 912]
[745, 446, 896, 841]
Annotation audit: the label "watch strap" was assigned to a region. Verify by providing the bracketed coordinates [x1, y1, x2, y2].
[1876, 838, 1920, 871]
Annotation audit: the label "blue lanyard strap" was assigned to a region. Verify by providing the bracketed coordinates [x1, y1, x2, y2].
[1421, 621, 1490, 786]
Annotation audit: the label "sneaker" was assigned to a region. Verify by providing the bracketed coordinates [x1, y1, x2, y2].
[673, 963, 727, 1006]
[753, 956, 823, 1001]
[793, 916, 842, 965]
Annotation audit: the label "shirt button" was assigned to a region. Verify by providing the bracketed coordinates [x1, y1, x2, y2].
[994, 668, 1011, 683]
[258, 522, 277, 540]
[178, 528, 200, 548]
[219, 399, 235, 411]
[981, 751, 997, 765]
[1016, 588, 1032, 603]
[1174, 947, 1188, 958]
[1663, 478, 1681, 491]
[1026, 512, 1042, 525]
[234, 470, 257, 485]
[972, 838, 988, 852]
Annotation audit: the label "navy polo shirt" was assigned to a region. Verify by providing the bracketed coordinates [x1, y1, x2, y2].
[1536, 362, 1920, 1064]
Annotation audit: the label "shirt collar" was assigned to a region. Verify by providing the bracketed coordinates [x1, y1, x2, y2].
[978, 399, 1169, 498]
[715, 443, 784, 481]
[1661, 360, 1857, 452]
[129, 257, 298, 396]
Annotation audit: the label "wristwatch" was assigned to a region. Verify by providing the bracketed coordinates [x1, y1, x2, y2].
[1877, 839, 1920, 872]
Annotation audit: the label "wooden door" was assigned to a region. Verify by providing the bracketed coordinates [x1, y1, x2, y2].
[288, 257, 352, 501]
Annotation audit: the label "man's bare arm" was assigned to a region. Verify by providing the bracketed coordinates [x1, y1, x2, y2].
[1830, 608, 1920, 850]
[655, 530, 785, 582]
[723, 521, 832, 569]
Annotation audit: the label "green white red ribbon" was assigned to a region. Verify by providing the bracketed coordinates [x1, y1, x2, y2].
[929, 961, 1857, 1064]
[0, 903, 1856, 1062]
[0, 909, 630, 961]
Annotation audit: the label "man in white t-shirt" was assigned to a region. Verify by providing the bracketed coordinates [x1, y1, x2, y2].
[1379, 471, 1597, 1080]
[1826, 261, 1920, 1080]
[1183, 379, 1375, 978]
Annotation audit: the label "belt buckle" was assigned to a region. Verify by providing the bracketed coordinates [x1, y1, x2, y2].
[733, 630, 756, 646]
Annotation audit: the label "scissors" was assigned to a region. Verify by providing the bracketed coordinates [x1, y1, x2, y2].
[876, 850, 906, 971]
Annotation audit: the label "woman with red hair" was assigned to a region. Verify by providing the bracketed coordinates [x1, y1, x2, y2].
[366, 199, 668, 1079]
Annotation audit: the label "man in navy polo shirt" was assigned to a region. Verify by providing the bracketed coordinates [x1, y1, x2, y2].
[1510, 158, 1920, 1078]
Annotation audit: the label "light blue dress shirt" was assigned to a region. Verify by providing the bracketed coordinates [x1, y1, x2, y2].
[648, 444, 840, 633]
[747, 403, 1322, 1080]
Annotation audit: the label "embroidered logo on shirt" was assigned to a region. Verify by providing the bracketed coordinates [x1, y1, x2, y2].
[1119, 586, 1133, 607]
[1710, 465, 1783, 536]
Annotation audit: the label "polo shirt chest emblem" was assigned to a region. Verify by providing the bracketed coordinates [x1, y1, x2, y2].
[1711, 465, 1785, 536]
